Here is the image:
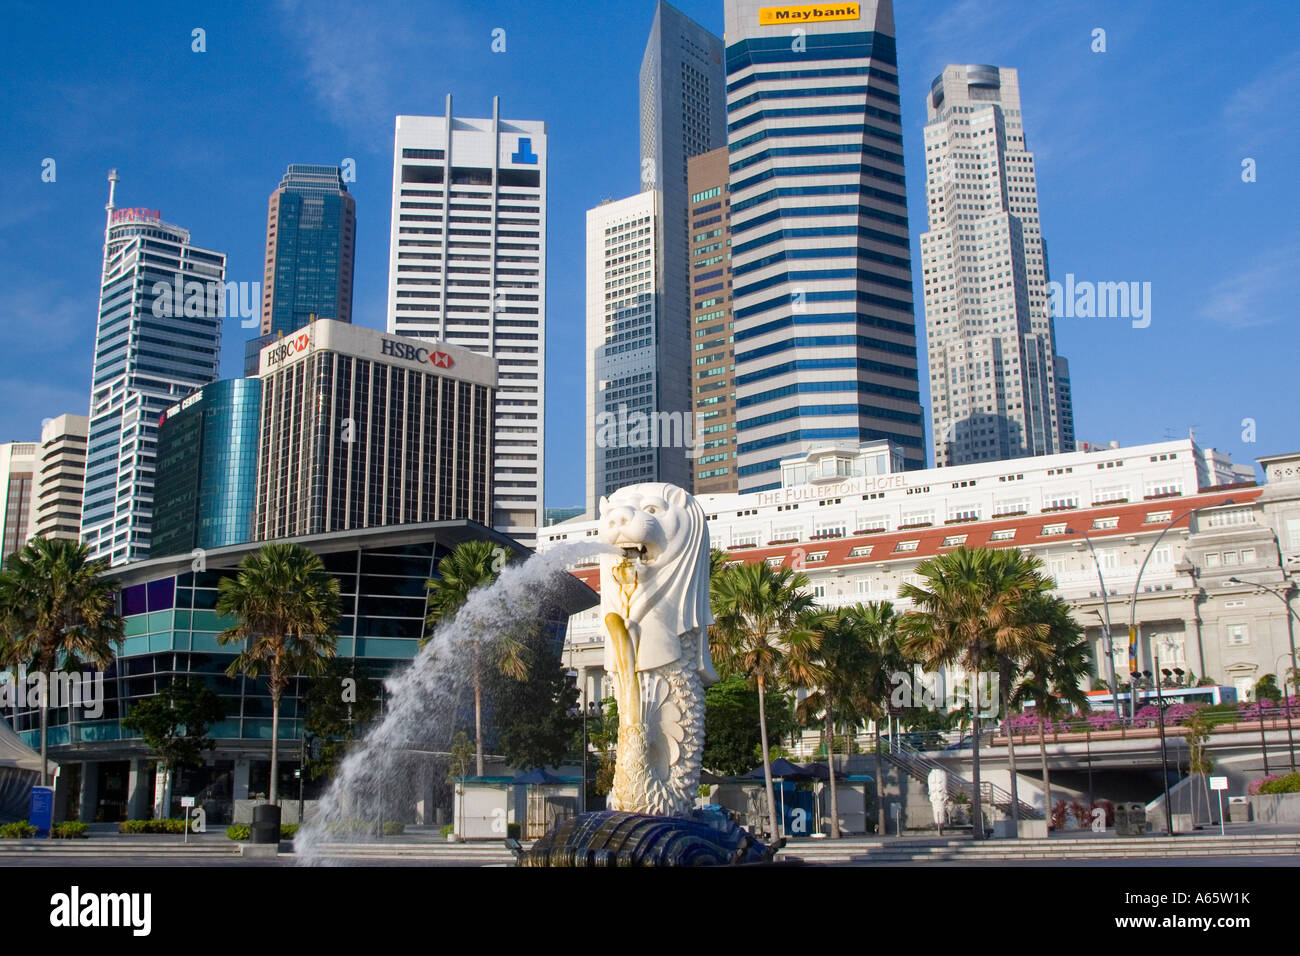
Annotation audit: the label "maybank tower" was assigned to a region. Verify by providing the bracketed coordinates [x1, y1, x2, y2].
[723, 1, 924, 492]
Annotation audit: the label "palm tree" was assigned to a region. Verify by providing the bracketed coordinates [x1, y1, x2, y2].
[710, 560, 819, 841]
[851, 601, 909, 835]
[423, 540, 526, 778]
[215, 543, 340, 805]
[898, 547, 1047, 839]
[0, 537, 122, 786]
[795, 606, 870, 838]
[988, 553, 1053, 827]
[1012, 592, 1091, 827]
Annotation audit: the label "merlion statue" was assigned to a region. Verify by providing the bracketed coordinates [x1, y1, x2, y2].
[597, 482, 717, 817]
[518, 481, 776, 864]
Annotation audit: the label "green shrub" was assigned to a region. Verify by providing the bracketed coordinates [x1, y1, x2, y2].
[118, 818, 189, 834]
[52, 821, 89, 839]
[226, 823, 303, 840]
[318, 819, 406, 837]
[440, 823, 454, 837]
[1257, 772, 1300, 795]
[0, 822, 37, 838]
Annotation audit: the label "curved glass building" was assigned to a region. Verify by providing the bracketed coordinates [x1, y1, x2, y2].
[152, 378, 262, 557]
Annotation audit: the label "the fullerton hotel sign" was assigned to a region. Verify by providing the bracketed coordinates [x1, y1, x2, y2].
[755, 473, 909, 507]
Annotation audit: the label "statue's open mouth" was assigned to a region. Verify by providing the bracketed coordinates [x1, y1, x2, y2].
[622, 544, 649, 562]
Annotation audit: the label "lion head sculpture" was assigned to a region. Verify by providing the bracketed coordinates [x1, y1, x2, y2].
[597, 482, 717, 684]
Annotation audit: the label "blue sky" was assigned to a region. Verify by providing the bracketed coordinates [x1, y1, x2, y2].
[2, 0, 1297, 507]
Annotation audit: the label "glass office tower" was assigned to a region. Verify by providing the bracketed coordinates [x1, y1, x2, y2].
[723, 0, 925, 491]
[639, 2, 727, 494]
[151, 378, 262, 557]
[82, 171, 225, 565]
[261, 164, 356, 336]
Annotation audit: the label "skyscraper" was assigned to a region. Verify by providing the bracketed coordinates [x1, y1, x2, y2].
[586, 192, 662, 515]
[386, 98, 545, 544]
[30, 414, 89, 543]
[82, 172, 225, 565]
[688, 146, 737, 494]
[151, 379, 262, 557]
[724, 0, 925, 492]
[261, 164, 356, 336]
[640, 2, 726, 493]
[0, 442, 37, 560]
[254, 320, 495, 539]
[920, 65, 1074, 467]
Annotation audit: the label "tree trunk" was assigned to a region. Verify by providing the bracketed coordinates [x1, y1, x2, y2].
[1038, 712, 1052, 829]
[756, 675, 779, 840]
[473, 644, 485, 779]
[39, 687, 49, 787]
[874, 731, 886, 836]
[474, 673, 485, 779]
[826, 706, 841, 838]
[1003, 680, 1020, 832]
[970, 709, 984, 840]
[270, 688, 280, 806]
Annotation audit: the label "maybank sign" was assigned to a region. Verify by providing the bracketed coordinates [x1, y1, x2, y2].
[759, 3, 860, 25]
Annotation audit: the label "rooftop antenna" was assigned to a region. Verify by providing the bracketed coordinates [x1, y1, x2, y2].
[106, 168, 119, 220]
[102, 169, 120, 284]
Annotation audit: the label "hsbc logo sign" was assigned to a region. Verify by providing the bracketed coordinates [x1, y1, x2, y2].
[380, 339, 456, 370]
[263, 332, 312, 369]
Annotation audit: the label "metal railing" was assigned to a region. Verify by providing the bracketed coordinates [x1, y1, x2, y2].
[881, 735, 1043, 821]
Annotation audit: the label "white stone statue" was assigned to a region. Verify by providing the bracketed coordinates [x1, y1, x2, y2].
[927, 767, 949, 834]
[597, 483, 718, 817]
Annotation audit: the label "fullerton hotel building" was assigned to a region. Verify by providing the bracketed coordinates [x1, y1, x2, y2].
[540, 437, 1300, 732]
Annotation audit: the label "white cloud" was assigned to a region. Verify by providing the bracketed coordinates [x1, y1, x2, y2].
[1222, 49, 1300, 150]
[1199, 245, 1300, 329]
[274, 0, 472, 135]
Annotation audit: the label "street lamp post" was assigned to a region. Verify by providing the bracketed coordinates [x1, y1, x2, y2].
[1227, 577, 1298, 774]
[1127, 500, 1233, 720]
[1276, 653, 1297, 774]
[1151, 637, 1175, 836]
[1067, 527, 1122, 719]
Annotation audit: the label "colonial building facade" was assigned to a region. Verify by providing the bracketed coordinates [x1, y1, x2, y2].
[543, 439, 1298, 713]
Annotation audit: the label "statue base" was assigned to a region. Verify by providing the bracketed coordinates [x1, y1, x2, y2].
[516, 809, 784, 867]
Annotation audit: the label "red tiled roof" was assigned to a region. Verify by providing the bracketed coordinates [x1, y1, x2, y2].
[565, 488, 1258, 593]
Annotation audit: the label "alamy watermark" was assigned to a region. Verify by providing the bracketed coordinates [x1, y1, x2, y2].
[594, 404, 706, 458]
[150, 275, 260, 327]
[889, 670, 1001, 718]
[1048, 274, 1151, 329]
[0, 670, 105, 719]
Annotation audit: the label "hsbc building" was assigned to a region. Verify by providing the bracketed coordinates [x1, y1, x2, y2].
[255, 319, 497, 538]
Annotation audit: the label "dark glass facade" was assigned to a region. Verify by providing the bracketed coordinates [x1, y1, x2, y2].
[262, 165, 356, 336]
[12, 523, 594, 823]
[152, 378, 262, 557]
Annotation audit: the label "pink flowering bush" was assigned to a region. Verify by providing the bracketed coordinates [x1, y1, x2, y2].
[1247, 776, 1280, 795]
[1161, 702, 1203, 724]
[1004, 712, 1042, 732]
[1238, 699, 1276, 722]
[1087, 712, 1123, 731]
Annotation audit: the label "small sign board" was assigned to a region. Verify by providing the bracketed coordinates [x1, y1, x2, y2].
[180, 796, 196, 808]
[28, 786, 55, 838]
[1209, 776, 1228, 791]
